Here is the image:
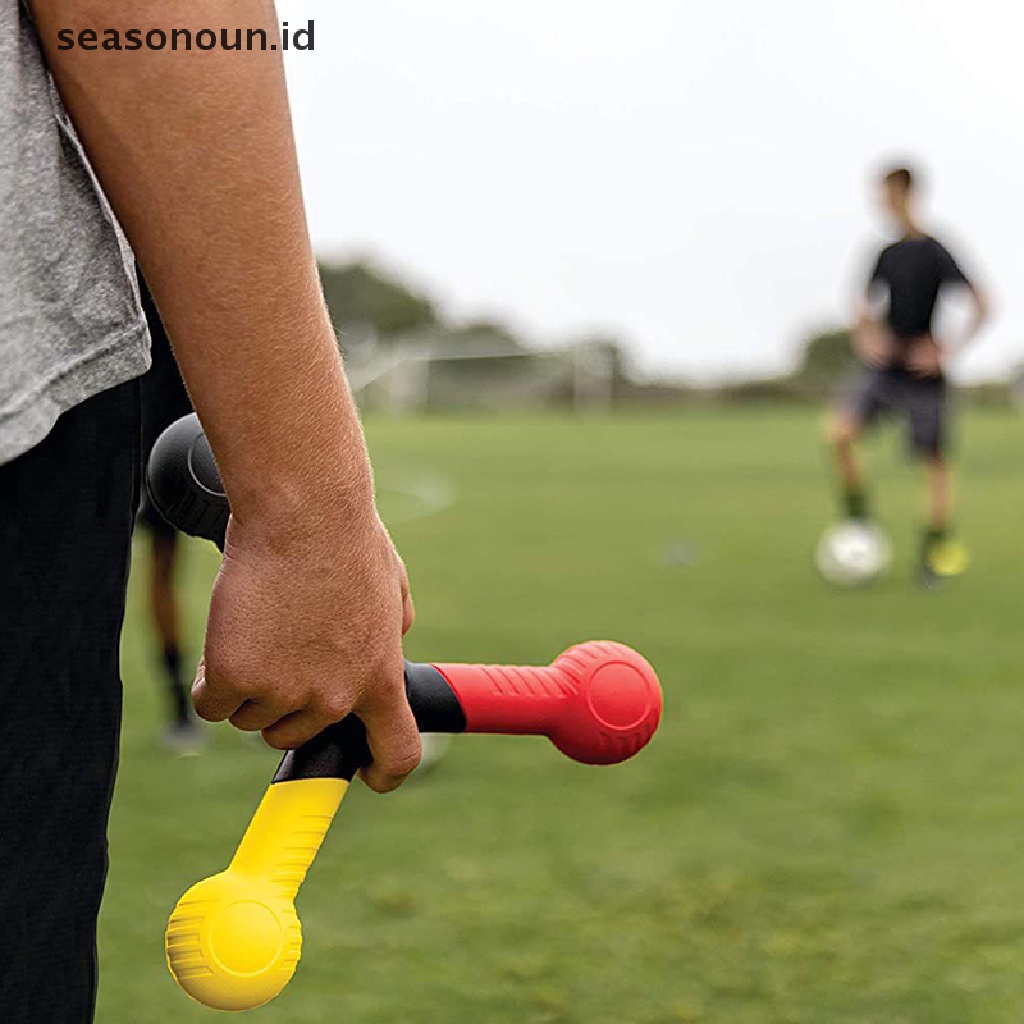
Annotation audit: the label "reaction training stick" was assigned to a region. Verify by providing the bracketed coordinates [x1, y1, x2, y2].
[150, 415, 663, 1011]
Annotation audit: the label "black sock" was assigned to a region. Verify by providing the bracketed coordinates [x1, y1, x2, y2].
[162, 645, 191, 727]
[921, 526, 949, 563]
[842, 488, 869, 520]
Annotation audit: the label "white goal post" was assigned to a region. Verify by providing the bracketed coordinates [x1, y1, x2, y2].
[343, 330, 614, 415]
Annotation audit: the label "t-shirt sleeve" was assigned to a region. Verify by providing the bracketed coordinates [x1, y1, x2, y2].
[934, 240, 970, 286]
[865, 249, 887, 297]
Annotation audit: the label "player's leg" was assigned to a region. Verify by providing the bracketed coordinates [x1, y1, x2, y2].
[828, 413, 870, 517]
[0, 379, 139, 1024]
[925, 454, 952, 534]
[910, 379, 966, 584]
[137, 293, 200, 750]
[827, 372, 882, 520]
[147, 522, 203, 751]
[919, 454, 968, 584]
[149, 526, 181, 662]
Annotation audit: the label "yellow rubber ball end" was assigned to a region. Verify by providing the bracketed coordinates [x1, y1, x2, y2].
[165, 870, 301, 1011]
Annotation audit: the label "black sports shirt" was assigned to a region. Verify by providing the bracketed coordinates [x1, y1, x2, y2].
[868, 235, 970, 340]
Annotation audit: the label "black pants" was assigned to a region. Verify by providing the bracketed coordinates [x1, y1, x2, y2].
[0, 380, 140, 1023]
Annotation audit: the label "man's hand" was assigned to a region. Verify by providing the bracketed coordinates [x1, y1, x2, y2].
[853, 320, 894, 368]
[906, 335, 944, 378]
[30, 1, 424, 791]
[193, 512, 420, 792]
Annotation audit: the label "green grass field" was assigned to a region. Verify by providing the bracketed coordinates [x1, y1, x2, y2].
[101, 406, 1024, 1024]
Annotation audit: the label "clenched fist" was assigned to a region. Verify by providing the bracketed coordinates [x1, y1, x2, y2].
[193, 510, 419, 793]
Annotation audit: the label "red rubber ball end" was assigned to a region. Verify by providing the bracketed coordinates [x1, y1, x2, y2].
[549, 642, 662, 765]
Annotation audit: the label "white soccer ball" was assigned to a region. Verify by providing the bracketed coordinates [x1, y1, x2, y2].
[815, 520, 892, 587]
[413, 733, 452, 776]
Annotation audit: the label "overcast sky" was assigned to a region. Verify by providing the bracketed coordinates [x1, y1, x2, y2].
[279, 0, 1021, 382]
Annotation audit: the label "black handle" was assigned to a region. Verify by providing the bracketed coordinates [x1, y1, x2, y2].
[146, 414, 466, 782]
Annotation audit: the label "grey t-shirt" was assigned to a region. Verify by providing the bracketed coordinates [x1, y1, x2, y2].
[0, 2, 150, 466]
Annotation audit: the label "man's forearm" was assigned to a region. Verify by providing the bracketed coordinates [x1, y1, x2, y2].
[957, 287, 992, 352]
[29, 1, 373, 528]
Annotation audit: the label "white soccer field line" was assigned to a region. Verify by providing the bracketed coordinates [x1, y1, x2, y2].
[374, 471, 458, 525]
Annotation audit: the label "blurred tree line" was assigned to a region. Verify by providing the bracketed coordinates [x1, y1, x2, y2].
[320, 261, 438, 339]
[320, 260, 536, 359]
[727, 327, 1012, 406]
[318, 259, 638, 410]
[717, 328, 856, 402]
[318, 260, 1014, 410]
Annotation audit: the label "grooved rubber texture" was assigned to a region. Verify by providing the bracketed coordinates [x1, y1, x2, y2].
[433, 641, 662, 765]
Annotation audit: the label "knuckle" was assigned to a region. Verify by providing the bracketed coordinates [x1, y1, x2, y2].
[199, 659, 244, 700]
[381, 745, 422, 780]
[362, 774, 395, 795]
[316, 692, 354, 722]
[261, 731, 293, 751]
[262, 726, 308, 751]
[193, 704, 221, 723]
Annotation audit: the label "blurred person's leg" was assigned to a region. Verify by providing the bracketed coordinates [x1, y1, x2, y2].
[925, 455, 952, 533]
[149, 527, 181, 661]
[910, 378, 964, 583]
[828, 413, 867, 516]
[0, 379, 139, 1024]
[137, 491, 197, 745]
[919, 457, 958, 584]
[828, 370, 885, 520]
[145, 521, 198, 742]
[137, 272, 201, 751]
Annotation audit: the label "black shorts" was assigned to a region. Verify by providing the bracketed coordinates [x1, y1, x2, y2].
[137, 299, 191, 536]
[843, 368, 950, 457]
[0, 379, 140, 1023]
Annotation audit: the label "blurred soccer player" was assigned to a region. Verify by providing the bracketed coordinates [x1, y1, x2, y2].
[828, 165, 990, 586]
[137, 273, 204, 754]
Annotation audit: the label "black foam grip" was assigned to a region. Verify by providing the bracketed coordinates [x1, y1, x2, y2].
[273, 662, 467, 782]
[405, 661, 467, 732]
[273, 715, 370, 784]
